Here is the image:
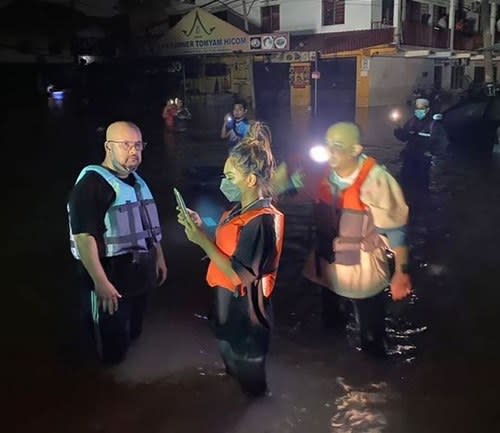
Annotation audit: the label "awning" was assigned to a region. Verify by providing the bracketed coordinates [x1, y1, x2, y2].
[477, 42, 500, 52]
[291, 28, 394, 54]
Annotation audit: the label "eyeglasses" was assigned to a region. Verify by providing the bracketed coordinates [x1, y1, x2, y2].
[107, 140, 147, 151]
[326, 142, 348, 153]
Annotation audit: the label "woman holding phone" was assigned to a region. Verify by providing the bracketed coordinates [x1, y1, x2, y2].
[177, 122, 284, 396]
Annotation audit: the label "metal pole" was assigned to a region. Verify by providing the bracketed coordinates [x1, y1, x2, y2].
[314, 53, 318, 117]
[241, 0, 249, 32]
[393, 0, 401, 46]
[491, 2, 497, 46]
[241, 0, 256, 112]
[481, 0, 495, 87]
[182, 59, 187, 106]
[449, 0, 456, 51]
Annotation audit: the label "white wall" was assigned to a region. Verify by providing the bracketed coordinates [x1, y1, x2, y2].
[225, 0, 319, 32]
[204, 0, 376, 33]
[321, 1, 373, 32]
[369, 56, 435, 106]
[186, 0, 489, 34]
[276, 0, 319, 32]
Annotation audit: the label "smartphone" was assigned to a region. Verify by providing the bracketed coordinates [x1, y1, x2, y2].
[173, 187, 189, 219]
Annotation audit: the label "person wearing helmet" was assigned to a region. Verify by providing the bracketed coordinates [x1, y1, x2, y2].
[303, 122, 412, 357]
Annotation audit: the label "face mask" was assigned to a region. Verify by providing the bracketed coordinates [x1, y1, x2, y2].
[220, 178, 241, 202]
[414, 109, 427, 120]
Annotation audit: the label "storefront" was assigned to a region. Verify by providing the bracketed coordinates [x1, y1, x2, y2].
[156, 8, 290, 115]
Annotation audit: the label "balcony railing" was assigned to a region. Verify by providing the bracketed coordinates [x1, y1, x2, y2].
[402, 22, 482, 51]
[371, 21, 394, 30]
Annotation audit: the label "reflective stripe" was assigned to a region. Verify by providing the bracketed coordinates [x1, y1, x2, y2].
[418, 132, 431, 137]
[90, 291, 103, 359]
[91, 291, 99, 323]
[104, 227, 162, 244]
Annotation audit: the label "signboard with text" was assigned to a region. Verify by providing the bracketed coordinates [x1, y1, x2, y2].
[249, 33, 289, 52]
[157, 8, 290, 56]
[291, 63, 311, 89]
[157, 8, 249, 55]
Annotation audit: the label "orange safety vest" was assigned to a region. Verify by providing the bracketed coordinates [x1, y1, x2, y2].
[206, 205, 284, 297]
[318, 157, 376, 209]
[316, 157, 384, 266]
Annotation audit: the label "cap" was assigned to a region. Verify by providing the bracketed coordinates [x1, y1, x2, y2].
[415, 98, 430, 107]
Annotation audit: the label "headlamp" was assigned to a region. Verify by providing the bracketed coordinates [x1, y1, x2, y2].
[309, 145, 330, 163]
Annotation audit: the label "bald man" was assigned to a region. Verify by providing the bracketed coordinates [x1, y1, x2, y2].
[303, 122, 411, 357]
[68, 121, 167, 365]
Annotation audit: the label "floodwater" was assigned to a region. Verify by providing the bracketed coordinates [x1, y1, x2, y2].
[3, 92, 500, 433]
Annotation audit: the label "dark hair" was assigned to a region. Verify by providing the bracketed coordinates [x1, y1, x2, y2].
[233, 98, 248, 111]
[229, 121, 275, 197]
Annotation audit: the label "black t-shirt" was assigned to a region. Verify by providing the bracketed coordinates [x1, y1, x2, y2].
[69, 170, 129, 254]
[214, 199, 280, 347]
[68, 168, 157, 296]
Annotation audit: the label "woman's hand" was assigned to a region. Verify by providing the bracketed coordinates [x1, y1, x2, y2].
[177, 207, 207, 247]
[177, 207, 202, 227]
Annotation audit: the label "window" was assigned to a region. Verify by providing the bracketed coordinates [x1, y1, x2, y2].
[322, 0, 345, 26]
[381, 0, 394, 26]
[405, 0, 421, 23]
[451, 65, 465, 89]
[434, 65, 442, 89]
[473, 66, 498, 84]
[261, 5, 280, 32]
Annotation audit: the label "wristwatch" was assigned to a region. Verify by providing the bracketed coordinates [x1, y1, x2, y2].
[400, 264, 410, 274]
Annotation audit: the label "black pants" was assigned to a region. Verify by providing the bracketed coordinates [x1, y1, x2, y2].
[400, 154, 431, 192]
[213, 287, 271, 396]
[92, 292, 148, 365]
[322, 288, 387, 357]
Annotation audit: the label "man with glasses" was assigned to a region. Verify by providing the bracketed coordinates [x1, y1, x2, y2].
[68, 121, 167, 365]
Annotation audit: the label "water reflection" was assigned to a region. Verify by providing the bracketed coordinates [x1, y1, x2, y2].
[331, 378, 391, 433]
[47, 96, 64, 111]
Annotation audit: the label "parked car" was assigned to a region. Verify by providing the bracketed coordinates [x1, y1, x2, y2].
[441, 93, 500, 154]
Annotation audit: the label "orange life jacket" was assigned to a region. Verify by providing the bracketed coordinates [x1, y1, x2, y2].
[318, 157, 376, 209]
[316, 157, 384, 266]
[206, 205, 284, 297]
